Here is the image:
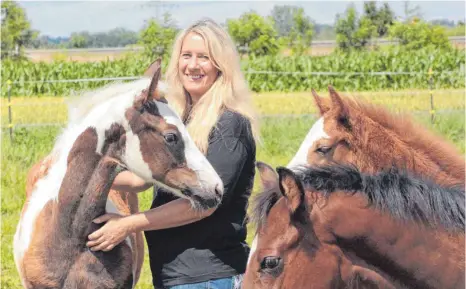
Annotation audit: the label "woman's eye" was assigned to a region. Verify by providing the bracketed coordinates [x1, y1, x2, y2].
[316, 146, 332, 155]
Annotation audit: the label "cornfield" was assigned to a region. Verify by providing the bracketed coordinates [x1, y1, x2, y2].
[1, 46, 465, 97]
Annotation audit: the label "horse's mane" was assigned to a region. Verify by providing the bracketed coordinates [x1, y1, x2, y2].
[343, 96, 465, 184]
[250, 181, 281, 230]
[65, 78, 168, 124]
[252, 164, 465, 232]
[297, 164, 465, 232]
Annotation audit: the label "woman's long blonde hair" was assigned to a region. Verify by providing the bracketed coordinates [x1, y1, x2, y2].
[165, 18, 260, 154]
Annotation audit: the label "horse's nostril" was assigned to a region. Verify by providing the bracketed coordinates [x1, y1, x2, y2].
[215, 184, 223, 197]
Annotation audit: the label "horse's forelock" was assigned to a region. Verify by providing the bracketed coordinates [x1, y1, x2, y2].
[251, 186, 282, 230]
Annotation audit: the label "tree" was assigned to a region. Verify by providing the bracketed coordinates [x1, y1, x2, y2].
[227, 11, 280, 57]
[139, 12, 179, 59]
[335, 5, 375, 51]
[69, 32, 89, 48]
[1, 0, 38, 59]
[270, 5, 300, 37]
[388, 19, 451, 50]
[289, 8, 313, 55]
[363, 2, 395, 37]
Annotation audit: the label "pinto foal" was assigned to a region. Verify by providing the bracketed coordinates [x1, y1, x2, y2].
[14, 60, 224, 289]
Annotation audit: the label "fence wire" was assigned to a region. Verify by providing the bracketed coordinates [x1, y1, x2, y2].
[2, 72, 465, 136]
[7, 69, 465, 85]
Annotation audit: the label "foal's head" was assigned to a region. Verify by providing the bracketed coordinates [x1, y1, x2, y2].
[244, 162, 353, 289]
[287, 86, 464, 186]
[244, 162, 465, 289]
[245, 163, 396, 289]
[103, 59, 223, 209]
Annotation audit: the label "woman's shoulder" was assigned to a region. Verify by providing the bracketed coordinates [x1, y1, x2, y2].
[215, 109, 253, 138]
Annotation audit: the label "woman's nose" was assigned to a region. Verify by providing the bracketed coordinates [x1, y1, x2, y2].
[188, 57, 199, 69]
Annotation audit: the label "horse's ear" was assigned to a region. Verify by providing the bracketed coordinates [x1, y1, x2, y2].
[311, 89, 330, 115]
[351, 266, 396, 289]
[328, 85, 351, 129]
[147, 58, 162, 102]
[256, 161, 279, 192]
[276, 167, 305, 214]
[143, 59, 161, 77]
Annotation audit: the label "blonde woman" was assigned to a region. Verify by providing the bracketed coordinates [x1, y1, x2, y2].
[87, 18, 260, 289]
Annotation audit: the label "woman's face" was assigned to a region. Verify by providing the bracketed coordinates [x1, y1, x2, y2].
[178, 32, 219, 101]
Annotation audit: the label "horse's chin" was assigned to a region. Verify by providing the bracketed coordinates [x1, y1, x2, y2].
[152, 179, 221, 210]
[187, 192, 221, 211]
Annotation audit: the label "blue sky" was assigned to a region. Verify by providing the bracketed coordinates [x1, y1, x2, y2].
[19, 1, 466, 37]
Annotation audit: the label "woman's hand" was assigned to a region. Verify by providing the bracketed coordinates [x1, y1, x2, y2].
[86, 213, 132, 252]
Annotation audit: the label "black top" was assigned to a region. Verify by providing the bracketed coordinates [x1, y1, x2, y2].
[144, 110, 256, 288]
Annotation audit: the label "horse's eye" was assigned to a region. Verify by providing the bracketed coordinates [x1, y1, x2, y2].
[316, 146, 332, 155]
[164, 133, 178, 144]
[260, 256, 282, 272]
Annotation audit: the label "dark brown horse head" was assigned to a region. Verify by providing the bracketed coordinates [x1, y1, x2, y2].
[244, 162, 465, 289]
[287, 86, 465, 187]
[245, 163, 351, 289]
[86, 59, 223, 209]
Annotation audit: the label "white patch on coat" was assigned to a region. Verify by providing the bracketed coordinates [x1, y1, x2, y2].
[14, 78, 152, 265]
[156, 102, 224, 197]
[287, 117, 329, 169]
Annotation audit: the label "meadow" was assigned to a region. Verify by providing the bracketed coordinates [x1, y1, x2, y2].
[1, 89, 465, 288]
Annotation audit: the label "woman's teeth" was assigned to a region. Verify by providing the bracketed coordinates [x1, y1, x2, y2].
[188, 74, 204, 80]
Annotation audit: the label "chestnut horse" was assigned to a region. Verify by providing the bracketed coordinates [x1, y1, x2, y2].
[247, 86, 465, 269]
[287, 86, 465, 187]
[243, 162, 464, 289]
[13, 59, 224, 289]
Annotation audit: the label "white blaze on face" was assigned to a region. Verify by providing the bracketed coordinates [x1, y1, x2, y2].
[287, 117, 329, 169]
[156, 101, 224, 194]
[123, 100, 224, 196]
[121, 116, 154, 182]
[247, 235, 258, 266]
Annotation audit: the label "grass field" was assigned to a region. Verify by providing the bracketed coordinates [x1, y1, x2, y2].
[2, 89, 464, 127]
[1, 90, 465, 288]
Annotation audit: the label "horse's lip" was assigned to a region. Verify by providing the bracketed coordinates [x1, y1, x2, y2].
[182, 189, 221, 210]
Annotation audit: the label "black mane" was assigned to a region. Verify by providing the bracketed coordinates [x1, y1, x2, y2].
[252, 164, 465, 232]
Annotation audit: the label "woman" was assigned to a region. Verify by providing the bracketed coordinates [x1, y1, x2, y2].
[86, 18, 260, 289]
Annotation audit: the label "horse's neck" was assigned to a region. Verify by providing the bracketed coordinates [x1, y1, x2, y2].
[56, 128, 122, 240]
[332, 207, 465, 289]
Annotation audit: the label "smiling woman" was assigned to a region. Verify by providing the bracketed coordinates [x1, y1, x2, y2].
[178, 32, 220, 103]
[84, 18, 261, 289]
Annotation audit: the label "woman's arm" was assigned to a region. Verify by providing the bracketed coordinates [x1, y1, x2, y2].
[128, 198, 216, 231]
[111, 170, 152, 193]
[87, 198, 215, 251]
[87, 112, 253, 251]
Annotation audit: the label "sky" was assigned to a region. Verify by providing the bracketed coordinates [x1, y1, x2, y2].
[19, 0, 466, 37]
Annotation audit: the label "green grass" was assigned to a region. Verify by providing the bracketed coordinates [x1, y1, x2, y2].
[1, 100, 464, 288]
[2, 89, 464, 127]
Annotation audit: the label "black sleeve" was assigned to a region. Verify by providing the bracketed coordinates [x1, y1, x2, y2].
[206, 114, 251, 207]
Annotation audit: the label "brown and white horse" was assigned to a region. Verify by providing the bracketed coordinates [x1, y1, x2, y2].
[14, 60, 224, 289]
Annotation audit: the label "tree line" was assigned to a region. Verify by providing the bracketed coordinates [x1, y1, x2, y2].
[1, 0, 464, 60]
